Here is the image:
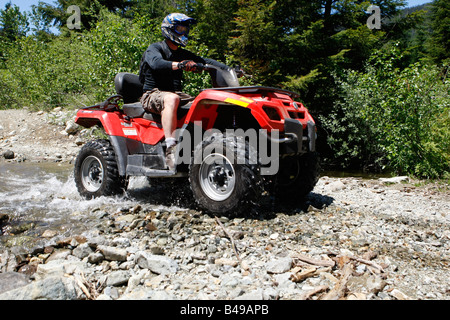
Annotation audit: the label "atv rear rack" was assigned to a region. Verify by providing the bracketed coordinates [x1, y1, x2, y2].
[202, 86, 301, 99]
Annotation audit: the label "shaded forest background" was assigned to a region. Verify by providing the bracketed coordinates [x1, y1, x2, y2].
[0, 0, 448, 178]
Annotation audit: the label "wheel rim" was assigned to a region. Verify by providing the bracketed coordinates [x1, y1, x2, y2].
[199, 153, 236, 201]
[80, 155, 104, 192]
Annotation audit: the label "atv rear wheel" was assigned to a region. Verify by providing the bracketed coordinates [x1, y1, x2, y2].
[74, 139, 127, 199]
[189, 133, 262, 215]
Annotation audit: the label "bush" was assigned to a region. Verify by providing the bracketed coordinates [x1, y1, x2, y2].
[321, 44, 450, 179]
[0, 34, 94, 110]
[86, 11, 160, 101]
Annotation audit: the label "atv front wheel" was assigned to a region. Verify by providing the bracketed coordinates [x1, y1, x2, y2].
[74, 139, 127, 199]
[189, 133, 263, 215]
[273, 152, 320, 201]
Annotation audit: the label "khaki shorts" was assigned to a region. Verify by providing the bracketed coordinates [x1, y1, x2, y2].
[140, 89, 194, 114]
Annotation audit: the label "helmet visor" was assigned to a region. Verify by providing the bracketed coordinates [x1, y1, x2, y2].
[174, 25, 189, 35]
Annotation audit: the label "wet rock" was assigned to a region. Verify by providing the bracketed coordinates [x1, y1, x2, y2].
[0, 213, 9, 223]
[42, 229, 58, 238]
[3, 150, 14, 159]
[0, 213, 9, 234]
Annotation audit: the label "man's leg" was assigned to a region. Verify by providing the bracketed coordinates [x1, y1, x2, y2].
[161, 93, 180, 170]
[161, 92, 180, 143]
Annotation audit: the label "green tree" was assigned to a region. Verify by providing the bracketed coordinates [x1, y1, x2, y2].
[35, 0, 135, 33]
[0, 2, 29, 41]
[183, 0, 238, 61]
[427, 0, 450, 63]
[0, 2, 29, 69]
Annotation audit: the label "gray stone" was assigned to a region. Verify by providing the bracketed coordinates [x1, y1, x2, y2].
[35, 260, 65, 280]
[265, 257, 292, 274]
[72, 243, 93, 259]
[65, 120, 78, 134]
[88, 252, 104, 264]
[98, 245, 127, 262]
[379, 176, 409, 184]
[0, 276, 81, 300]
[119, 288, 155, 300]
[235, 288, 264, 300]
[0, 272, 30, 294]
[35, 259, 89, 281]
[46, 249, 71, 263]
[106, 270, 130, 287]
[135, 251, 178, 275]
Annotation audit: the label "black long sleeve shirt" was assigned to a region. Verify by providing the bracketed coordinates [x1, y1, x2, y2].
[139, 40, 227, 92]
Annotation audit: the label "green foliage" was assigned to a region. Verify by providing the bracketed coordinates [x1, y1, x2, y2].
[321, 44, 450, 178]
[0, 33, 94, 110]
[86, 11, 160, 100]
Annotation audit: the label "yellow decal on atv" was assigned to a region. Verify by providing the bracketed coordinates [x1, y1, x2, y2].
[224, 97, 251, 108]
[240, 97, 254, 103]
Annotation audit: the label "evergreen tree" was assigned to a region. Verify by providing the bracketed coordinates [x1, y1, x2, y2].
[428, 0, 450, 62]
[0, 2, 29, 42]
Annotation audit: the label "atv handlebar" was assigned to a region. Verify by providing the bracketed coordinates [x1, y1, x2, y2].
[196, 63, 250, 78]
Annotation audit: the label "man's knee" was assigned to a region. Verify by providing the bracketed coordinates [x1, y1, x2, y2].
[163, 93, 180, 111]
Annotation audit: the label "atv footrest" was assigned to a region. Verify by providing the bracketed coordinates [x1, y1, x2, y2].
[126, 165, 181, 177]
[127, 154, 165, 170]
[126, 154, 186, 178]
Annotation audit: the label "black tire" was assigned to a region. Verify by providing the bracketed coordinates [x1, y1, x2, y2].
[189, 133, 263, 215]
[273, 152, 320, 201]
[74, 139, 127, 199]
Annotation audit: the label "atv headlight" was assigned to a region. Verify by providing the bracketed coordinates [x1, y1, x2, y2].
[263, 106, 281, 121]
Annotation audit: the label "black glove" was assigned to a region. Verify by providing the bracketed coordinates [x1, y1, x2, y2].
[178, 60, 201, 72]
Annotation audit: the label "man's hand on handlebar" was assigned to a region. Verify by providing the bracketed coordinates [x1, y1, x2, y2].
[178, 60, 203, 73]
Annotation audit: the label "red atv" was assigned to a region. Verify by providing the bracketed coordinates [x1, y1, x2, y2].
[74, 64, 320, 214]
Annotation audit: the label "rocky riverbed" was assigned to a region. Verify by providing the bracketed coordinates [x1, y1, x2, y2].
[0, 109, 449, 300]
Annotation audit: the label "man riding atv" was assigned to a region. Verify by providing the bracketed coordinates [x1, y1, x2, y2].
[139, 13, 228, 170]
[73, 13, 319, 215]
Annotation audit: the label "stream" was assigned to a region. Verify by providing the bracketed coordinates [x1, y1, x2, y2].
[0, 162, 187, 250]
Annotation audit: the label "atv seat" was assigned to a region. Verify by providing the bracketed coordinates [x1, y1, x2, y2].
[123, 102, 192, 122]
[115, 72, 143, 104]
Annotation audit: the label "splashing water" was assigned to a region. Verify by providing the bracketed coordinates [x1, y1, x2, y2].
[0, 162, 189, 249]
